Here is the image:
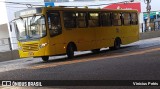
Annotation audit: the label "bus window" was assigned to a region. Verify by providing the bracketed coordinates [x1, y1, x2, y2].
[63, 12, 76, 28]
[88, 13, 99, 27]
[48, 12, 62, 37]
[131, 13, 138, 25]
[101, 12, 112, 26]
[77, 12, 87, 28]
[112, 13, 122, 26]
[123, 13, 131, 25]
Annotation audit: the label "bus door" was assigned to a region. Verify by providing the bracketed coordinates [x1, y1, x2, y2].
[47, 12, 64, 54]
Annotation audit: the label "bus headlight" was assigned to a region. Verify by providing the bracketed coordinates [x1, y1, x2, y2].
[39, 43, 48, 49]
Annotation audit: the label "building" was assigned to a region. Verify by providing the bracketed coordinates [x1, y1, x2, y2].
[0, 0, 9, 39]
[0, 0, 44, 51]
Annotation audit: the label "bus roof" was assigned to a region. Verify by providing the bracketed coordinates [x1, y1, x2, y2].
[15, 6, 138, 18]
[44, 6, 138, 12]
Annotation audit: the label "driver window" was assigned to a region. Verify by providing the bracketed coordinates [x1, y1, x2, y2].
[48, 12, 62, 37]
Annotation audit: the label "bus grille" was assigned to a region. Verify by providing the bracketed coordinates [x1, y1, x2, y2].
[22, 43, 39, 52]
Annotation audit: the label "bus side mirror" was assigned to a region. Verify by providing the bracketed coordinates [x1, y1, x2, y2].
[9, 21, 14, 32]
[10, 24, 12, 32]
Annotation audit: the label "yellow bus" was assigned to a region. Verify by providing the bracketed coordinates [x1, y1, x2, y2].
[11, 6, 139, 61]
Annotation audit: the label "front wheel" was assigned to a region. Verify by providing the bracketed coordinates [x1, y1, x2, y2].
[66, 44, 74, 59]
[41, 56, 49, 62]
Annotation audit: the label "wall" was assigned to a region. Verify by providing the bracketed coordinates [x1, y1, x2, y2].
[0, 0, 8, 39]
[0, 0, 10, 52]
[0, 24, 10, 52]
[0, 24, 9, 38]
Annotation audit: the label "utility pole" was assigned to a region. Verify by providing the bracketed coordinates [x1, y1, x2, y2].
[144, 0, 151, 31]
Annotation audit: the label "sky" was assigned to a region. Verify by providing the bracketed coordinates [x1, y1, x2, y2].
[54, 0, 160, 12]
[0, 1, 8, 24]
[141, 0, 160, 12]
[0, 0, 44, 24]
[0, 0, 160, 25]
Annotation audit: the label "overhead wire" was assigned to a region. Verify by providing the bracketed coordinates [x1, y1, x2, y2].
[0, 1, 44, 8]
[1, 0, 134, 8]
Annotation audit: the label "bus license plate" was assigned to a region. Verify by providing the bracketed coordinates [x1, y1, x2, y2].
[28, 52, 34, 57]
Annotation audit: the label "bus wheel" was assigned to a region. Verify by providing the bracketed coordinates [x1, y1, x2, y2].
[109, 38, 121, 50]
[41, 56, 49, 62]
[66, 44, 75, 59]
[91, 49, 100, 54]
[114, 38, 121, 50]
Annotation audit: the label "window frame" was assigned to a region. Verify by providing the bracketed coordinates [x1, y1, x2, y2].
[88, 12, 100, 27]
[100, 12, 112, 26]
[76, 12, 87, 28]
[63, 11, 77, 28]
[122, 13, 131, 26]
[112, 12, 122, 26]
[131, 13, 138, 25]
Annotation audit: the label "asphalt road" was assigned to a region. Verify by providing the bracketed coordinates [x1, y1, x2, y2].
[1, 38, 160, 88]
[1, 45, 160, 80]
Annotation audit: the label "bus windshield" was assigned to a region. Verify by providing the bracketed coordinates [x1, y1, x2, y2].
[15, 15, 46, 41]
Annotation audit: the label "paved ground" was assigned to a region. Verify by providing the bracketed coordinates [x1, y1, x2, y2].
[0, 37, 160, 89]
[1, 45, 160, 80]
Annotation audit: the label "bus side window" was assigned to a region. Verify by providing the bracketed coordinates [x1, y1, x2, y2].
[101, 12, 112, 26]
[63, 12, 76, 28]
[88, 12, 99, 27]
[112, 13, 122, 26]
[48, 12, 62, 37]
[131, 13, 138, 25]
[77, 12, 87, 28]
[122, 13, 131, 25]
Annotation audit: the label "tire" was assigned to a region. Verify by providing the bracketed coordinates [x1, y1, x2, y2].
[66, 44, 74, 59]
[114, 39, 121, 50]
[109, 38, 121, 50]
[91, 49, 100, 54]
[41, 56, 49, 62]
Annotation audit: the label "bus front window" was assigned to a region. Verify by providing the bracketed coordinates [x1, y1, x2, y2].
[15, 15, 46, 41]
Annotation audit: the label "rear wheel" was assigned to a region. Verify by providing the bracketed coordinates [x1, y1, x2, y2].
[66, 44, 75, 59]
[114, 39, 121, 50]
[109, 38, 121, 50]
[41, 56, 49, 62]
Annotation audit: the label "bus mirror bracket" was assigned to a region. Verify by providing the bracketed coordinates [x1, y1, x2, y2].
[9, 21, 13, 32]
